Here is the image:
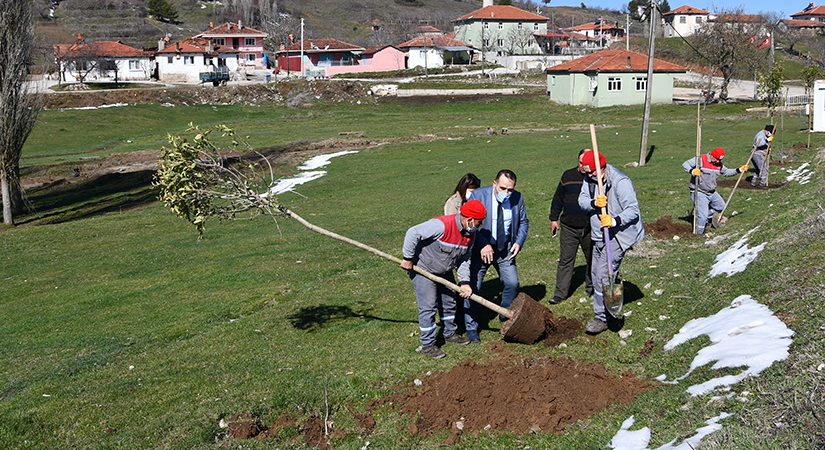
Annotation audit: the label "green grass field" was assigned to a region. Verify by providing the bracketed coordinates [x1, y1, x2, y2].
[3, 89, 824, 449]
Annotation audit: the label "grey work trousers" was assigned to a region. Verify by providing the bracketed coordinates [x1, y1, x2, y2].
[751, 150, 768, 186]
[412, 271, 458, 348]
[591, 237, 627, 322]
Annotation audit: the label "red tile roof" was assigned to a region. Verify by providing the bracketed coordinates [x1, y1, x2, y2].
[398, 34, 473, 49]
[453, 5, 547, 22]
[198, 22, 267, 37]
[283, 38, 364, 52]
[411, 25, 443, 34]
[782, 18, 825, 27]
[54, 41, 148, 58]
[545, 49, 687, 73]
[791, 4, 825, 16]
[663, 5, 710, 16]
[156, 37, 238, 55]
[564, 22, 624, 32]
[361, 45, 402, 56]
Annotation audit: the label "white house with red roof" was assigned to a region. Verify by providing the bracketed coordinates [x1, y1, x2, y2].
[155, 37, 240, 83]
[662, 5, 710, 37]
[195, 21, 268, 70]
[545, 49, 687, 107]
[398, 34, 474, 69]
[791, 2, 825, 21]
[452, 2, 548, 59]
[562, 20, 625, 46]
[53, 40, 152, 83]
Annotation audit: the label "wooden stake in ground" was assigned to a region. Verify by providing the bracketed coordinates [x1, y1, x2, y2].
[693, 100, 702, 234]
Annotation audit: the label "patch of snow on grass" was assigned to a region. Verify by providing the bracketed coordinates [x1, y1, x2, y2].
[709, 227, 766, 277]
[785, 162, 813, 185]
[267, 150, 359, 195]
[661, 295, 794, 396]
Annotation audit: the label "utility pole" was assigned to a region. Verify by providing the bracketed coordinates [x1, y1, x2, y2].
[300, 18, 304, 77]
[639, 0, 657, 166]
[424, 37, 428, 77]
[481, 20, 485, 76]
[626, 14, 629, 51]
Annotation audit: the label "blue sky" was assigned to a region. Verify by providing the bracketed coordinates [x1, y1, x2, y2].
[546, 0, 806, 18]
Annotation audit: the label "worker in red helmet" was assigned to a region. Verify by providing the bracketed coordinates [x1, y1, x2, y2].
[578, 150, 645, 334]
[682, 147, 747, 234]
[401, 199, 486, 359]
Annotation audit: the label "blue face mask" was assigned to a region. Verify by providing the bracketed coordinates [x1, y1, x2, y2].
[496, 191, 511, 203]
[462, 219, 479, 235]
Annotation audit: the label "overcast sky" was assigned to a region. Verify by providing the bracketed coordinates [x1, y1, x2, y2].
[547, 0, 804, 19]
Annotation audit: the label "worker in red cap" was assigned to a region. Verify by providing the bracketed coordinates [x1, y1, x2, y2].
[578, 150, 645, 334]
[401, 199, 486, 359]
[682, 147, 747, 234]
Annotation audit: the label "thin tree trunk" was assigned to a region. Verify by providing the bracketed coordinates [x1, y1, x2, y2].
[2, 176, 12, 225]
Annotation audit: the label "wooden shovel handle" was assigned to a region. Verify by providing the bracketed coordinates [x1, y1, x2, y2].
[283, 207, 514, 319]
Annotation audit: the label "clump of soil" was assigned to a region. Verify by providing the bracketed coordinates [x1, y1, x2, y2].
[542, 308, 583, 347]
[644, 215, 695, 239]
[372, 355, 654, 441]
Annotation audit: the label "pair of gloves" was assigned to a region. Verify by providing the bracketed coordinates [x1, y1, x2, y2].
[691, 165, 749, 176]
[595, 195, 616, 228]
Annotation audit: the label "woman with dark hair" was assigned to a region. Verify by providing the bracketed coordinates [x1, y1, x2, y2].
[444, 173, 481, 215]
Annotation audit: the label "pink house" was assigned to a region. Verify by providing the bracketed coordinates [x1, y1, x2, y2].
[196, 21, 268, 70]
[276, 39, 407, 76]
[329, 44, 405, 75]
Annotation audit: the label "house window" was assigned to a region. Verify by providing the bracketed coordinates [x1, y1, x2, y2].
[128, 60, 139, 70]
[245, 38, 256, 46]
[498, 22, 503, 29]
[518, 22, 523, 30]
[497, 39, 504, 47]
[217, 58, 227, 67]
[534, 23, 540, 31]
[205, 57, 213, 65]
[484, 22, 489, 29]
[420, 49, 427, 58]
[184, 56, 195, 65]
[484, 38, 490, 47]
[680, 16, 687, 23]
[635, 76, 647, 91]
[551, 75, 556, 86]
[244, 53, 256, 62]
[213, 38, 225, 46]
[607, 76, 622, 91]
[589, 75, 597, 91]
[167, 56, 174, 64]
[696, 17, 703, 23]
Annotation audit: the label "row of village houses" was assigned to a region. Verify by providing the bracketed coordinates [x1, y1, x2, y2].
[54, 3, 632, 85]
[51, 2, 823, 108]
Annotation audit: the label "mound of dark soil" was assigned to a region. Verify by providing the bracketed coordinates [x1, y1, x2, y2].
[644, 215, 695, 239]
[373, 355, 654, 441]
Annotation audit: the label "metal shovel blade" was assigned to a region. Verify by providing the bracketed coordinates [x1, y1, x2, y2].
[602, 277, 624, 318]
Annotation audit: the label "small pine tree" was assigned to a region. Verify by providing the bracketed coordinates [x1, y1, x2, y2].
[148, 0, 178, 23]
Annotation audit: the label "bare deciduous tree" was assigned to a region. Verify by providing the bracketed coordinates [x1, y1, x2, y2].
[691, 8, 761, 101]
[1, 0, 43, 225]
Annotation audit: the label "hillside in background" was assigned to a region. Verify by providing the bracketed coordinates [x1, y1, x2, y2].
[35, 0, 627, 51]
